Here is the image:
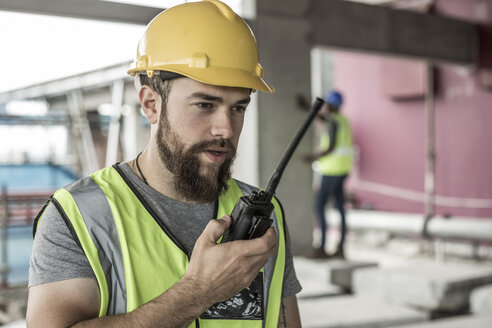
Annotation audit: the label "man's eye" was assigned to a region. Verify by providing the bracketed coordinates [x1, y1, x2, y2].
[196, 102, 214, 110]
[232, 106, 246, 113]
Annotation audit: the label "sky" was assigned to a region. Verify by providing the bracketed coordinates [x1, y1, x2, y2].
[0, 11, 142, 93]
[0, 0, 243, 93]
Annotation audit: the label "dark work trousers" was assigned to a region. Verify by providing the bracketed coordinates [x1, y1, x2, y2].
[314, 174, 348, 249]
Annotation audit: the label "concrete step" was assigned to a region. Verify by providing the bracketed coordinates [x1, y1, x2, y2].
[386, 314, 492, 328]
[327, 259, 378, 291]
[470, 284, 492, 315]
[298, 294, 428, 328]
[353, 259, 492, 312]
[294, 257, 345, 299]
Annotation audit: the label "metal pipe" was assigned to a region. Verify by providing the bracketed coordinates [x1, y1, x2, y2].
[326, 209, 492, 243]
[424, 63, 436, 221]
[1, 185, 9, 287]
[351, 178, 492, 209]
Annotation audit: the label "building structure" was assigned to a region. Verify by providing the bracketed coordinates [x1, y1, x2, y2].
[0, 0, 489, 255]
[329, 0, 492, 219]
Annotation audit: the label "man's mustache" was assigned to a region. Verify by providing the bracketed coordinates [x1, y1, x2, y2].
[188, 139, 236, 158]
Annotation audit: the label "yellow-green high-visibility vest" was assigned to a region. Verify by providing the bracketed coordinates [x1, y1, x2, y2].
[34, 165, 286, 328]
[319, 112, 354, 176]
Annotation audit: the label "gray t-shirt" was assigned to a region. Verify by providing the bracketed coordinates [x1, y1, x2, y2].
[29, 163, 302, 299]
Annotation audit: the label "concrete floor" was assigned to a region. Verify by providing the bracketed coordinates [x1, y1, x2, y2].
[1, 229, 492, 327]
[295, 229, 492, 328]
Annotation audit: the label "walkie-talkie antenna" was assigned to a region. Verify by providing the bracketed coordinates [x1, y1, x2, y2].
[264, 97, 325, 202]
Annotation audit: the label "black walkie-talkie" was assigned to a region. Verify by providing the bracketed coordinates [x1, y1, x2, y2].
[221, 97, 325, 242]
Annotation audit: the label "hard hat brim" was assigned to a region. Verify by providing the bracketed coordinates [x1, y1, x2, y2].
[128, 65, 274, 93]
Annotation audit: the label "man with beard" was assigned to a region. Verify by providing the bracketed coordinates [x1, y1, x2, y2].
[27, 1, 302, 327]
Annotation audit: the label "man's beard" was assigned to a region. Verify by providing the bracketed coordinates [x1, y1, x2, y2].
[156, 107, 236, 203]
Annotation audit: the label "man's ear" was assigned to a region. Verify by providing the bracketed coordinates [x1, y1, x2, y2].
[139, 85, 160, 124]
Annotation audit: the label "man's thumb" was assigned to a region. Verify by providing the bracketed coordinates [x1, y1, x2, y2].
[203, 215, 231, 243]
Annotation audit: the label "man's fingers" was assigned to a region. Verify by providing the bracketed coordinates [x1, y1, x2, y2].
[198, 219, 276, 260]
[201, 216, 231, 244]
[260, 227, 278, 255]
[243, 228, 277, 272]
[234, 227, 277, 257]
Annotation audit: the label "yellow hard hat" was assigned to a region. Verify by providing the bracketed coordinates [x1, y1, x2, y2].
[128, 0, 274, 93]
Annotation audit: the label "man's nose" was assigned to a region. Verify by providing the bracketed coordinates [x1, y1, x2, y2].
[210, 109, 234, 139]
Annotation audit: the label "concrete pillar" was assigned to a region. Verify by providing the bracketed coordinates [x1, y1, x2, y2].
[122, 104, 139, 162]
[66, 90, 99, 176]
[105, 79, 124, 166]
[256, 0, 314, 254]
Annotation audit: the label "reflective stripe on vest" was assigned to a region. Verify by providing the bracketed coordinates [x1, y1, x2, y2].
[47, 165, 285, 327]
[319, 112, 353, 176]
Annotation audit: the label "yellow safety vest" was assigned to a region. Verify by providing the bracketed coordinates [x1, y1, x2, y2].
[319, 113, 354, 176]
[35, 165, 286, 327]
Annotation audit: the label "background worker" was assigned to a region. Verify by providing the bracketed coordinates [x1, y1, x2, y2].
[26, 1, 302, 327]
[304, 90, 354, 259]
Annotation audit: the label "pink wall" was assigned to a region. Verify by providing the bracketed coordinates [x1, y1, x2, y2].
[334, 0, 492, 218]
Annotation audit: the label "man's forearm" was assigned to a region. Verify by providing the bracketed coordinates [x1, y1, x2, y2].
[73, 276, 210, 328]
[277, 296, 301, 328]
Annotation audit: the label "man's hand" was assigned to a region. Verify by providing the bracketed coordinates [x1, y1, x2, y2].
[184, 215, 277, 304]
[302, 154, 319, 163]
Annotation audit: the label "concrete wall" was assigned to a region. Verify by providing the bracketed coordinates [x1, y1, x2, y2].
[256, 0, 315, 253]
[332, 0, 492, 218]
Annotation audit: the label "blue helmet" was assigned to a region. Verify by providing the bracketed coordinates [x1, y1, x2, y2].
[324, 90, 343, 107]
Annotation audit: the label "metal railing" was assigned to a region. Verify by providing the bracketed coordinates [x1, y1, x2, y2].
[0, 187, 51, 287]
